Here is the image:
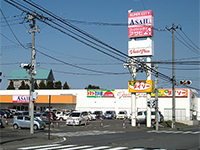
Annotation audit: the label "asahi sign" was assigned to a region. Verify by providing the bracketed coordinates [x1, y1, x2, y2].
[128, 38, 154, 57]
[128, 10, 154, 38]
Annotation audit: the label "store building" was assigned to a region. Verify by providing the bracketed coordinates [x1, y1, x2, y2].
[0, 88, 199, 122]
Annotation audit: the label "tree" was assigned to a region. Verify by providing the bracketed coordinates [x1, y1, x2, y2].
[46, 81, 54, 89]
[85, 84, 100, 89]
[25, 83, 30, 89]
[63, 81, 69, 89]
[54, 81, 62, 89]
[19, 81, 26, 89]
[34, 81, 39, 89]
[39, 81, 46, 89]
[7, 80, 15, 90]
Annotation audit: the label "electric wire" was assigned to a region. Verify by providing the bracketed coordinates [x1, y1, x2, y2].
[0, 8, 28, 50]
[3, 0, 197, 87]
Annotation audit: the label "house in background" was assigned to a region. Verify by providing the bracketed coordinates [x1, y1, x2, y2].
[7, 68, 54, 89]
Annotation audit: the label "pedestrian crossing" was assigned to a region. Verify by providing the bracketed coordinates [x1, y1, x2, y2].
[147, 130, 200, 134]
[17, 144, 166, 150]
[49, 130, 125, 137]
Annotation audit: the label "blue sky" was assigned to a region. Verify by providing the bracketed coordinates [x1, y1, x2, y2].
[0, 0, 199, 94]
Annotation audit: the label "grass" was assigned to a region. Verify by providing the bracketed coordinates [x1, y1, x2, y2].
[160, 120, 186, 127]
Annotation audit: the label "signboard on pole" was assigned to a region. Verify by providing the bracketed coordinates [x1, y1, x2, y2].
[128, 80, 154, 93]
[128, 38, 154, 57]
[128, 10, 154, 38]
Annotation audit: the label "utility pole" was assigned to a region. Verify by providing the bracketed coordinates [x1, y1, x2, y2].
[155, 60, 159, 130]
[166, 23, 181, 129]
[27, 11, 40, 134]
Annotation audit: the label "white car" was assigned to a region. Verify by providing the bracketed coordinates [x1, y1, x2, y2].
[55, 111, 65, 119]
[88, 112, 96, 121]
[116, 110, 128, 120]
[136, 111, 164, 124]
[66, 111, 88, 126]
[58, 112, 71, 121]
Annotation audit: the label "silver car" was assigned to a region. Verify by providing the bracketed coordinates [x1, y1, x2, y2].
[13, 115, 46, 130]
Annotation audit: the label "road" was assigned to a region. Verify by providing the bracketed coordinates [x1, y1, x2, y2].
[0, 118, 199, 150]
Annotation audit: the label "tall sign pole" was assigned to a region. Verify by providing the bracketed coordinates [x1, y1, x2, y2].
[131, 57, 137, 127]
[27, 11, 40, 134]
[146, 56, 152, 127]
[128, 10, 154, 128]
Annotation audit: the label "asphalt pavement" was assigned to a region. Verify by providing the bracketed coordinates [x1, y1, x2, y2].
[0, 118, 199, 150]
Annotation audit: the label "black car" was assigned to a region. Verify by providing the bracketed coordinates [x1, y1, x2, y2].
[0, 118, 5, 128]
[93, 111, 103, 119]
[39, 112, 57, 124]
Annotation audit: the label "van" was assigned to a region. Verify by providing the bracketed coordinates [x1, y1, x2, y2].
[66, 111, 88, 126]
[136, 111, 164, 124]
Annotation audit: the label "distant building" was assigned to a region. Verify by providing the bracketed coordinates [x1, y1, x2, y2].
[7, 68, 54, 89]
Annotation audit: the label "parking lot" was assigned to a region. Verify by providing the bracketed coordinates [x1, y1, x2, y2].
[0, 116, 148, 132]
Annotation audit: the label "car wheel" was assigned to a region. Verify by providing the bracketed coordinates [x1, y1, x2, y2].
[13, 124, 18, 129]
[79, 121, 81, 126]
[33, 125, 38, 130]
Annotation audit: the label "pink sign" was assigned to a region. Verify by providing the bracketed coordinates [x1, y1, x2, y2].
[128, 10, 154, 38]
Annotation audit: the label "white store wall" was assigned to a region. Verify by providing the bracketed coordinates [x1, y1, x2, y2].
[0, 88, 197, 121]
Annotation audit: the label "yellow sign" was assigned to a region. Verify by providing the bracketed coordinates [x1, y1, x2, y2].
[128, 80, 154, 93]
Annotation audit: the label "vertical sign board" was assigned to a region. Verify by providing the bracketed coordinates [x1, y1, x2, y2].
[128, 10, 154, 38]
[128, 38, 154, 57]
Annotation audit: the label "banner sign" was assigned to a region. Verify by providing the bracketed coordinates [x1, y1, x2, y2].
[151, 89, 188, 97]
[128, 80, 154, 93]
[13, 95, 30, 103]
[128, 38, 154, 57]
[128, 10, 154, 38]
[87, 89, 115, 98]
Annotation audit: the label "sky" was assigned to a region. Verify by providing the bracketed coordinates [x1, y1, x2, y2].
[0, 0, 199, 95]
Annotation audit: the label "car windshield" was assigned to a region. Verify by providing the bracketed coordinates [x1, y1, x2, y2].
[119, 112, 125, 114]
[34, 118, 40, 121]
[143, 111, 155, 116]
[106, 111, 112, 114]
[70, 113, 80, 117]
[94, 111, 100, 114]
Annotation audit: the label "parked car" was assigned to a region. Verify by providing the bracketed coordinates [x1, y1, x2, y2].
[88, 112, 96, 121]
[0, 110, 7, 118]
[116, 110, 128, 120]
[57, 112, 71, 121]
[136, 110, 164, 124]
[14, 111, 29, 116]
[34, 113, 43, 121]
[0, 118, 5, 128]
[44, 111, 57, 120]
[93, 111, 103, 119]
[13, 115, 46, 130]
[37, 112, 56, 124]
[66, 111, 88, 126]
[103, 111, 116, 119]
[1, 109, 14, 118]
